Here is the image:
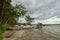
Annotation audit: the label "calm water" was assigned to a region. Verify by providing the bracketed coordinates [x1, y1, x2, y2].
[43, 25, 60, 40]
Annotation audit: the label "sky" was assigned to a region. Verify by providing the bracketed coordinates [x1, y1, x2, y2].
[11, 0, 60, 24]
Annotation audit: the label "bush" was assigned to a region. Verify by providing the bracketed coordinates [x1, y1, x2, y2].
[0, 24, 8, 40]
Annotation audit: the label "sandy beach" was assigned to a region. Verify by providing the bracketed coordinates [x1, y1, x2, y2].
[4, 28, 45, 40]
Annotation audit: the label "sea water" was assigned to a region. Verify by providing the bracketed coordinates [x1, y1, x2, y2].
[43, 24, 60, 40]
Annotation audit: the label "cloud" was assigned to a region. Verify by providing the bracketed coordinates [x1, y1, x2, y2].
[12, 0, 60, 24]
[33, 16, 60, 24]
[18, 17, 26, 23]
[42, 16, 60, 24]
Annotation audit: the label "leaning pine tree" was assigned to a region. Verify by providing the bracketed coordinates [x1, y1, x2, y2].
[25, 15, 34, 25]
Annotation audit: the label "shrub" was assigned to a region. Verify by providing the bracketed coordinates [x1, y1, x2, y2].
[0, 24, 8, 40]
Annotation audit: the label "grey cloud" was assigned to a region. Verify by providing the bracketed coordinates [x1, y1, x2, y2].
[12, 0, 60, 24]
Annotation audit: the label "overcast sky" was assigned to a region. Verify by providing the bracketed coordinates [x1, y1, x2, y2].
[11, 0, 60, 24]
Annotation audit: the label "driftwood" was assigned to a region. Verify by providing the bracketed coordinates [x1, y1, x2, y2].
[6, 24, 43, 31]
[6, 26, 33, 30]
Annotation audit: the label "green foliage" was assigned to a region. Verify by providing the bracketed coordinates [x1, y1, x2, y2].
[0, 4, 26, 25]
[0, 0, 11, 24]
[0, 24, 8, 40]
[25, 15, 34, 24]
[0, 0, 26, 25]
[0, 24, 8, 33]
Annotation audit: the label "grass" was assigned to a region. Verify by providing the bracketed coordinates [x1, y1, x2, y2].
[0, 24, 8, 40]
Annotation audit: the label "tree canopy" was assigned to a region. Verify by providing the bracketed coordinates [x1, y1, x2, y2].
[0, 0, 27, 25]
